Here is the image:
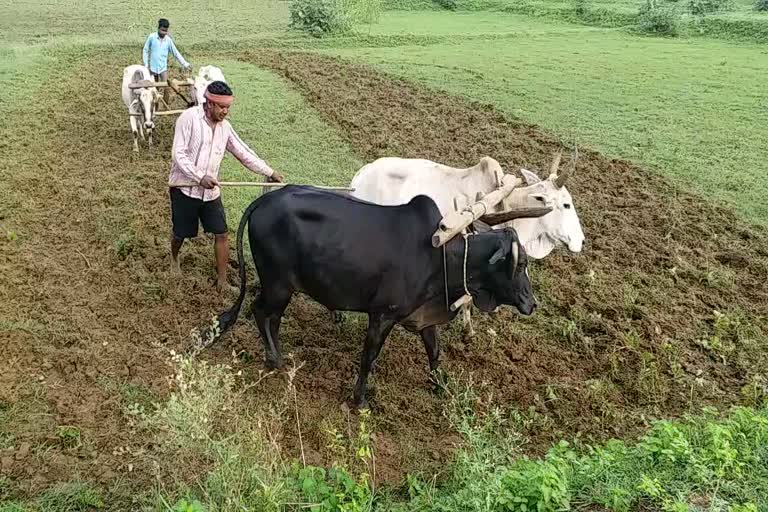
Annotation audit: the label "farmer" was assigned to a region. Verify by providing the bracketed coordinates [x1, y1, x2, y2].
[142, 18, 191, 107]
[168, 81, 285, 293]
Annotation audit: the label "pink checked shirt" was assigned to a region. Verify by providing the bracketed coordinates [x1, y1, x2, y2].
[168, 106, 275, 201]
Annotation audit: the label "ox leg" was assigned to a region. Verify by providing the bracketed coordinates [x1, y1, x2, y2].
[252, 286, 292, 370]
[331, 309, 344, 324]
[129, 116, 139, 152]
[353, 314, 396, 409]
[421, 326, 446, 392]
[420, 326, 440, 373]
[147, 128, 153, 149]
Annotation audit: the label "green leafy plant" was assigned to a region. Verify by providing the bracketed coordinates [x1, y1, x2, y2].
[496, 457, 570, 512]
[292, 465, 373, 512]
[56, 425, 82, 449]
[170, 499, 207, 512]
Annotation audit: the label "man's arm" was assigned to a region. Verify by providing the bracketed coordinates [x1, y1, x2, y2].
[172, 115, 204, 183]
[169, 38, 190, 69]
[142, 35, 152, 69]
[226, 127, 284, 181]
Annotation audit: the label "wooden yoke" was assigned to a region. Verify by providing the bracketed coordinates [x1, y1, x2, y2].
[431, 174, 521, 248]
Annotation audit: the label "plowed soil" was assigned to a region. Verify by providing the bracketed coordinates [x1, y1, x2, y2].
[2, 48, 767, 499]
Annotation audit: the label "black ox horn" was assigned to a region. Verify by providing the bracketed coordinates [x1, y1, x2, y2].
[479, 206, 553, 226]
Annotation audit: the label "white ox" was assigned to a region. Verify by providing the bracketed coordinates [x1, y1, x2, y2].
[350, 154, 584, 258]
[192, 65, 227, 106]
[121, 65, 158, 152]
[349, 154, 585, 335]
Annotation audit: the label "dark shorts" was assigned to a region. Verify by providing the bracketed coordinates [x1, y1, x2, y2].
[151, 70, 169, 82]
[169, 188, 227, 239]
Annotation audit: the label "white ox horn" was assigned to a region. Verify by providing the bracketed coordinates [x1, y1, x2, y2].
[511, 241, 519, 275]
[479, 206, 553, 226]
[553, 149, 576, 189]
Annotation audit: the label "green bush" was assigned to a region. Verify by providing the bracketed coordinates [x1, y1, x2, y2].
[637, 1, 680, 35]
[572, 0, 591, 17]
[496, 457, 570, 512]
[434, 0, 458, 9]
[688, 0, 734, 15]
[754, 0, 768, 10]
[289, 0, 350, 36]
[289, 0, 383, 35]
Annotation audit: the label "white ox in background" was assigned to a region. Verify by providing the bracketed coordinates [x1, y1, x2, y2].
[192, 65, 227, 106]
[121, 65, 159, 152]
[349, 153, 585, 334]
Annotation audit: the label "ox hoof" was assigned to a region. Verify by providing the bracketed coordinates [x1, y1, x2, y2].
[352, 397, 370, 411]
[429, 369, 448, 393]
[265, 357, 284, 370]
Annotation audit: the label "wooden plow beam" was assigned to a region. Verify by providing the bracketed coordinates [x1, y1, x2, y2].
[168, 181, 354, 192]
[129, 109, 186, 117]
[128, 78, 195, 89]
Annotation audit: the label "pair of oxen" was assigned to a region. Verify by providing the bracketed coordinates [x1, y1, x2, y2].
[213, 153, 583, 409]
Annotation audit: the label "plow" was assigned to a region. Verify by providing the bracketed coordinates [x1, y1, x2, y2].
[127, 77, 196, 117]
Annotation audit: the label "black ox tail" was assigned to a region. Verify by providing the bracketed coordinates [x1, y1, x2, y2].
[215, 197, 262, 339]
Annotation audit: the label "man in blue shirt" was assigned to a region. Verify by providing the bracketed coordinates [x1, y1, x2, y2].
[143, 18, 191, 107]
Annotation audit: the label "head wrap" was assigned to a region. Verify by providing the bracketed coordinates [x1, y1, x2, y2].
[204, 90, 233, 107]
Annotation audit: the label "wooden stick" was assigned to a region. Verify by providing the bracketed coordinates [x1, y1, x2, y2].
[431, 174, 521, 248]
[167, 80, 193, 105]
[155, 109, 187, 116]
[168, 181, 354, 192]
[450, 294, 473, 312]
[129, 109, 186, 116]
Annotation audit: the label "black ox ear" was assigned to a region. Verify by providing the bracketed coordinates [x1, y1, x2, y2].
[488, 240, 506, 265]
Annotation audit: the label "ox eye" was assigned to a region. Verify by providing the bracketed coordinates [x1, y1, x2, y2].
[534, 196, 546, 203]
[564, 204, 571, 209]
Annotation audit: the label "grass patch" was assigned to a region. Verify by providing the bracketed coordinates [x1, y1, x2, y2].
[0, 0, 288, 47]
[138, 351, 378, 511]
[211, 59, 362, 229]
[143, 354, 768, 511]
[1, 482, 105, 512]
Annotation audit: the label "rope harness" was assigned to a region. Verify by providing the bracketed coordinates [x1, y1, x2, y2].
[442, 228, 473, 312]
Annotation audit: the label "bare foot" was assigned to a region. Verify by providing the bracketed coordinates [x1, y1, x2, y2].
[170, 257, 181, 275]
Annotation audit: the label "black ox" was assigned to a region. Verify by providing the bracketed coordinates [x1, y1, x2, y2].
[217, 186, 537, 408]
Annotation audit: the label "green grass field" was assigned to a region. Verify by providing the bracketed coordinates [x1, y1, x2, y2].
[328, 19, 768, 224]
[2, 0, 768, 509]
[214, 60, 362, 229]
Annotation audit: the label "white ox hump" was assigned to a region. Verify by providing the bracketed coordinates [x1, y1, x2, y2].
[350, 156, 503, 215]
[193, 65, 227, 105]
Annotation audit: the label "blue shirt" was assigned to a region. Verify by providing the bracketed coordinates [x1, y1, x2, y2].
[142, 33, 189, 74]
